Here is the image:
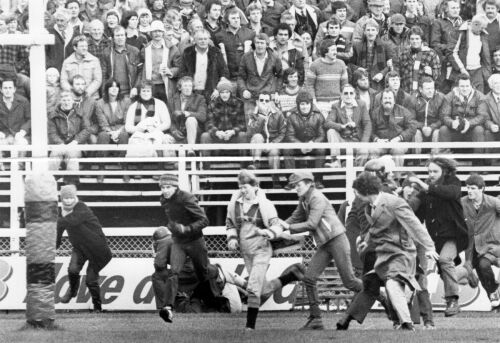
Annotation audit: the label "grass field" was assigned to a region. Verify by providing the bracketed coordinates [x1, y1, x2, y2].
[1, 311, 500, 343]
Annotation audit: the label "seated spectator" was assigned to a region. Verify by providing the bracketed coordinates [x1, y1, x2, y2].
[373, 71, 416, 115]
[451, 14, 491, 93]
[46, 67, 61, 115]
[79, 0, 105, 24]
[48, 91, 89, 185]
[203, 0, 223, 42]
[352, 0, 389, 43]
[439, 74, 486, 158]
[352, 68, 377, 114]
[150, 0, 166, 22]
[178, 18, 210, 55]
[398, 26, 441, 94]
[125, 80, 173, 161]
[201, 79, 247, 169]
[164, 8, 189, 43]
[121, 10, 149, 50]
[0, 78, 30, 170]
[350, 19, 393, 92]
[369, 88, 417, 167]
[284, 90, 326, 188]
[104, 10, 121, 39]
[403, 0, 432, 44]
[282, 0, 324, 42]
[324, 84, 371, 167]
[246, 92, 287, 188]
[87, 19, 112, 63]
[71, 75, 98, 145]
[95, 79, 132, 183]
[269, 23, 305, 86]
[275, 67, 302, 113]
[412, 76, 446, 155]
[170, 76, 207, 157]
[483, 0, 500, 61]
[479, 74, 500, 150]
[493, 48, 500, 75]
[60, 35, 103, 100]
[138, 8, 153, 40]
[381, 13, 409, 71]
[313, 18, 352, 63]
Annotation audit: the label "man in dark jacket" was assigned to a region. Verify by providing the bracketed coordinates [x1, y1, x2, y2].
[57, 184, 112, 312]
[158, 173, 210, 323]
[270, 24, 305, 85]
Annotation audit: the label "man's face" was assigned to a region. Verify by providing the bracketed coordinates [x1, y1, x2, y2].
[195, 32, 209, 49]
[249, 9, 262, 24]
[334, 8, 347, 21]
[294, 180, 311, 197]
[191, 20, 204, 33]
[491, 78, 500, 94]
[257, 94, 271, 113]
[180, 80, 193, 96]
[153, 0, 164, 10]
[7, 20, 17, 33]
[209, 4, 222, 20]
[494, 51, 500, 65]
[447, 1, 460, 18]
[72, 78, 86, 96]
[387, 76, 400, 91]
[66, 2, 80, 18]
[392, 21, 405, 34]
[74, 41, 88, 56]
[299, 101, 311, 114]
[60, 94, 74, 110]
[90, 24, 104, 40]
[285, 19, 296, 31]
[1, 81, 15, 98]
[140, 15, 150, 26]
[0, 20, 7, 34]
[470, 20, 484, 35]
[254, 38, 267, 54]
[382, 91, 395, 111]
[301, 32, 312, 47]
[151, 30, 164, 42]
[458, 79, 472, 97]
[369, 3, 384, 16]
[160, 184, 177, 199]
[405, 0, 418, 12]
[341, 86, 355, 104]
[287, 72, 299, 87]
[467, 184, 483, 201]
[87, 0, 98, 5]
[325, 45, 337, 60]
[228, 14, 240, 30]
[55, 17, 68, 31]
[61, 196, 77, 208]
[107, 15, 119, 28]
[327, 24, 340, 37]
[140, 86, 153, 101]
[420, 81, 435, 98]
[128, 16, 139, 29]
[364, 26, 378, 41]
[220, 89, 231, 101]
[357, 76, 370, 90]
[409, 34, 423, 49]
[276, 29, 290, 45]
[114, 29, 127, 47]
[294, 0, 306, 9]
[485, 4, 498, 19]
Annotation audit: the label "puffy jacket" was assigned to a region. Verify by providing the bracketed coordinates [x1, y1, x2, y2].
[413, 91, 447, 130]
[370, 103, 417, 142]
[285, 107, 325, 143]
[48, 105, 89, 144]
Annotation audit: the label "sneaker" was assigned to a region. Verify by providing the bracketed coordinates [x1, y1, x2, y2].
[299, 317, 324, 330]
[159, 307, 173, 323]
[423, 321, 435, 330]
[325, 160, 342, 168]
[444, 298, 460, 317]
[244, 327, 255, 332]
[489, 290, 500, 308]
[400, 322, 415, 331]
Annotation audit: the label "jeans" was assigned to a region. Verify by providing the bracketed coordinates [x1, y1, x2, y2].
[438, 240, 459, 298]
[473, 249, 499, 296]
[167, 237, 209, 307]
[303, 233, 362, 318]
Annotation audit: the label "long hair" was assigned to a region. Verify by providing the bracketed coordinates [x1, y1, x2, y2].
[103, 79, 123, 102]
[426, 157, 457, 177]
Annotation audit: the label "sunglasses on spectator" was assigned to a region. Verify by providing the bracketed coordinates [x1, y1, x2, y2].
[343, 91, 355, 95]
[259, 99, 270, 103]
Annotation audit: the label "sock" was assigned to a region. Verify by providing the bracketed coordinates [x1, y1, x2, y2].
[279, 272, 297, 286]
[246, 307, 259, 329]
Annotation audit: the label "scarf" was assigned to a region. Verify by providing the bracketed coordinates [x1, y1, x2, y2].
[134, 97, 155, 124]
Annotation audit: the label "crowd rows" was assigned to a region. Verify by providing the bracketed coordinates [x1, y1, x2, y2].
[2, 0, 500, 187]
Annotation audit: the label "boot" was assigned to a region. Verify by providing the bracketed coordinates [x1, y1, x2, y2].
[444, 296, 460, 317]
[87, 283, 103, 312]
[278, 263, 305, 286]
[60, 273, 80, 303]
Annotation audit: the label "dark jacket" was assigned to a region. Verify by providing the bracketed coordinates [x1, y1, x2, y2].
[56, 201, 112, 272]
[101, 44, 143, 92]
[214, 27, 256, 79]
[442, 88, 486, 129]
[95, 97, 131, 133]
[286, 107, 325, 142]
[413, 91, 447, 130]
[206, 97, 245, 138]
[430, 17, 462, 67]
[0, 95, 31, 136]
[178, 45, 230, 101]
[451, 28, 491, 82]
[160, 189, 209, 244]
[170, 92, 207, 141]
[373, 89, 417, 117]
[48, 105, 89, 144]
[416, 174, 469, 252]
[480, 92, 500, 130]
[45, 26, 71, 72]
[247, 109, 287, 143]
[237, 50, 283, 98]
[370, 103, 417, 142]
[324, 99, 372, 142]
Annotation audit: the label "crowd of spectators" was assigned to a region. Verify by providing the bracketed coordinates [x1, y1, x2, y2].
[1, 0, 500, 187]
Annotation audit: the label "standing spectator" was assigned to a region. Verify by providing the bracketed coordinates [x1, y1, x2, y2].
[316, 1, 356, 43]
[352, 0, 389, 43]
[46, 9, 74, 72]
[246, 92, 287, 188]
[282, 0, 324, 41]
[71, 75, 98, 145]
[324, 84, 371, 167]
[104, 10, 121, 39]
[270, 23, 305, 86]
[121, 10, 149, 50]
[57, 184, 112, 312]
[214, 7, 255, 87]
[60, 35, 103, 100]
[482, 74, 500, 143]
[403, 0, 432, 43]
[313, 18, 353, 63]
[0, 78, 30, 170]
[150, 0, 166, 21]
[451, 14, 491, 93]
[246, 3, 273, 36]
[203, 0, 223, 42]
[6, 16, 21, 35]
[306, 40, 348, 116]
[461, 174, 500, 309]
[284, 90, 326, 188]
[177, 18, 206, 55]
[178, 29, 230, 103]
[278, 171, 362, 330]
[170, 76, 207, 156]
[48, 91, 89, 184]
[439, 74, 486, 157]
[46, 68, 61, 115]
[0, 15, 29, 78]
[352, 68, 377, 114]
[412, 76, 446, 155]
[430, 0, 462, 93]
[138, 8, 153, 39]
[407, 157, 469, 317]
[275, 67, 302, 113]
[381, 13, 410, 71]
[79, 0, 105, 24]
[87, 19, 112, 63]
[483, 0, 500, 59]
[261, 0, 286, 30]
[237, 33, 283, 117]
[280, 13, 311, 64]
[158, 173, 210, 323]
[101, 25, 142, 100]
[201, 79, 247, 169]
[370, 88, 417, 168]
[65, 0, 84, 37]
[399, 26, 441, 94]
[372, 71, 416, 114]
[140, 21, 182, 108]
[95, 79, 131, 183]
[350, 19, 393, 92]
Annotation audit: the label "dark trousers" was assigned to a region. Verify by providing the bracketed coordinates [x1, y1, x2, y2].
[167, 237, 209, 307]
[96, 130, 129, 158]
[439, 125, 485, 155]
[68, 248, 99, 287]
[473, 249, 499, 296]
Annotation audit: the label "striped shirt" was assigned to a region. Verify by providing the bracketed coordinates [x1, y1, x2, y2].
[305, 58, 348, 102]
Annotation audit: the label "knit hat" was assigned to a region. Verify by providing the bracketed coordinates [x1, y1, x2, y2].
[150, 20, 165, 32]
[159, 174, 178, 187]
[331, 1, 347, 11]
[296, 90, 313, 106]
[216, 78, 232, 93]
[390, 13, 406, 25]
[153, 226, 171, 241]
[60, 184, 77, 199]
